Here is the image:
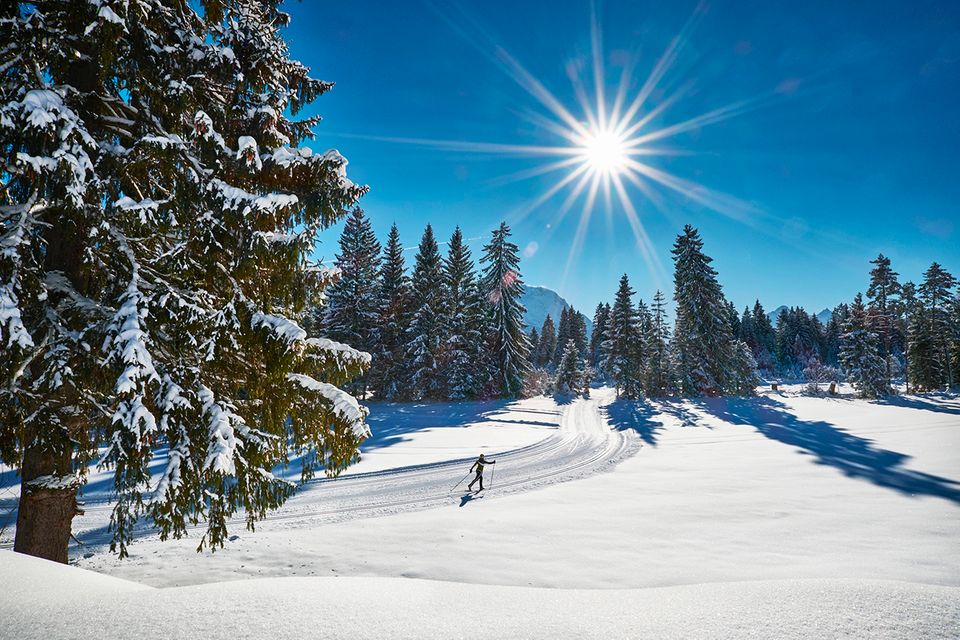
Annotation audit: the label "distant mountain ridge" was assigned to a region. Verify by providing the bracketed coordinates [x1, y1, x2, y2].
[522, 288, 836, 336]
[768, 305, 834, 325]
[521, 286, 593, 335]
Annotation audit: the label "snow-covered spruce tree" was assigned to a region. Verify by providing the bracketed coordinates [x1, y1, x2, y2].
[443, 227, 482, 399]
[671, 225, 751, 396]
[899, 282, 917, 389]
[727, 300, 741, 340]
[839, 294, 890, 398]
[589, 302, 610, 372]
[731, 339, 762, 395]
[750, 300, 777, 373]
[323, 207, 381, 395]
[643, 290, 674, 397]
[480, 222, 530, 397]
[0, 1, 370, 562]
[405, 224, 447, 399]
[552, 306, 571, 367]
[866, 254, 902, 382]
[906, 299, 936, 391]
[371, 224, 410, 400]
[636, 298, 652, 380]
[603, 274, 642, 398]
[464, 276, 494, 393]
[824, 304, 850, 368]
[907, 263, 956, 390]
[527, 327, 540, 365]
[572, 310, 589, 361]
[951, 293, 960, 387]
[923, 263, 956, 387]
[554, 339, 582, 395]
[536, 314, 557, 369]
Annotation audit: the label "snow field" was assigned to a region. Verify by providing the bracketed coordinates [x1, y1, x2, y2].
[3, 388, 958, 639]
[2, 550, 957, 640]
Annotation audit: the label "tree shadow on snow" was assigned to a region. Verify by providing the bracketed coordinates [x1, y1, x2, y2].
[696, 396, 960, 504]
[874, 393, 960, 416]
[604, 399, 675, 446]
[551, 393, 577, 406]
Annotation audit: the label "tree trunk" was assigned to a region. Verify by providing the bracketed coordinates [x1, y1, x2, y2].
[14, 444, 80, 563]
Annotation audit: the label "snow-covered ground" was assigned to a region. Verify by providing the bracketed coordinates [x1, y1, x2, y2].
[3, 386, 959, 638]
[347, 394, 560, 474]
[3, 550, 957, 640]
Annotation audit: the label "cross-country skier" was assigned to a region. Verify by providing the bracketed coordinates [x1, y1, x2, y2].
[467, 453, 496, 492]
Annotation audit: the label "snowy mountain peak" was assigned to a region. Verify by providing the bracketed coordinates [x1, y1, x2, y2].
[521, 286, 592, 334]
[768, 305, 834, 324]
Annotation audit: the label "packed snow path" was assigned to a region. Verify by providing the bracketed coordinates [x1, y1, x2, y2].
[6, 388, 637, 547]
[265, 387, 638, 528]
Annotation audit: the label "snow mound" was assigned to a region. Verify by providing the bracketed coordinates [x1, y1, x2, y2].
[1, 551, 956, 640]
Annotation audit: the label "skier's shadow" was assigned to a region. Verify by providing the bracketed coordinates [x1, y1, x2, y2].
[459, 492, 482, 507]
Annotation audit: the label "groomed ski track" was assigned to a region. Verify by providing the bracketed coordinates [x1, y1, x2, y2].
[47, 387, 640, 544]
[260, 387, 640, 529]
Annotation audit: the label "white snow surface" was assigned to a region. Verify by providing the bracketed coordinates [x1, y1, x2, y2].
[2, 551, 957, 640]
[2, 386, 958, 638]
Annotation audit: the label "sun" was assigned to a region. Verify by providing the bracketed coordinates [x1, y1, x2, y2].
[345, 3, 763, 286]
[579, 127, 628, 176]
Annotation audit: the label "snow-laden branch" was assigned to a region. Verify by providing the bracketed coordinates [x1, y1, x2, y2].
[304, 337, 372, 367]
[251, 310, 306, 345]
[287, 373, 370, 438]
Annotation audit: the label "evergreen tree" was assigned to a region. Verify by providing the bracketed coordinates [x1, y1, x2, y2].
[603, 274, 642, 398]
[443, 227, 482, 399]
[908, 263, 956, 390]
[0, 0, 370, 561]
[372, 224, 411, 400]
[324, 208, 381, 394]
[553, 306, 571, 367]
[740, 307, 755, 353]
[866, 254, 902, 381]
[480, 222, 530, 397]
[528, 327, 540, 365]
[731, 340, 762, 395]
[751, 300, 777, 373]
[900, 283, 918, 391]
[839, 294, 890, 398]
[824, 304, 850, 367]
[951, 293, 960, 387]
[727, 300, 741, 339]
[555, 339, 582, 395]
[643, 290, 674, 396]
[405, 225, 446, 399]
[636, 299, 652, 378]
[671, 225, 748, 395]
[463, 276, 494, 394]
[907, 302, 936, 391]
[572, 310, 589, 360]
[589, 303, 610, 371]
[774, 307, 823, 378]
[536, 315, 557, 369]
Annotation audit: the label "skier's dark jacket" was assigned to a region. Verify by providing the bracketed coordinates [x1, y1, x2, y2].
[470, 455, 495, 474]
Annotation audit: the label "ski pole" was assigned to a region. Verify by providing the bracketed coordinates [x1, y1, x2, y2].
[450, 469, 472, 492]
[489, 461, 496, 490]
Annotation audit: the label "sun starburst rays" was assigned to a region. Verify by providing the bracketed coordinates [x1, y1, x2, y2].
[350, 2, 767, 289]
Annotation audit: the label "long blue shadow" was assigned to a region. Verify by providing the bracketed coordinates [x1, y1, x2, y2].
[875, 393, 960, 416]
[696, 396, 960, 504]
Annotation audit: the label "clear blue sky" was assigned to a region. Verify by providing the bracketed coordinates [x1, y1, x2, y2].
[284, 0, 959, 315]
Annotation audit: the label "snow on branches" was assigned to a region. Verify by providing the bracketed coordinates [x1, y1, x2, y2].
[0, 0, 370, 560]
